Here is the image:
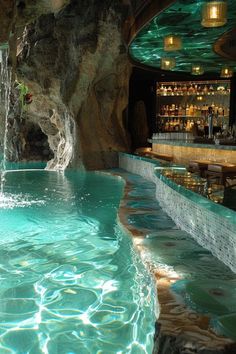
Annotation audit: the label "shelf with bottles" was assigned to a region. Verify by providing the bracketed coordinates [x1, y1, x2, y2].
[156, 80, 230, 97]
[158, 116, 228, 133]
[157, 114, 229, 120]
[159, 103, 229, 119]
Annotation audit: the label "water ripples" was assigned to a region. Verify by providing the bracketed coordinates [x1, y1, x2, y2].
[0, 192, 45, 210]
[0, 170, 155, 353]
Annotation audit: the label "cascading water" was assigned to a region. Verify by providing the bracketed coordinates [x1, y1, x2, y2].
[46, 108, 76, 170]
[0, 46, 11, 195]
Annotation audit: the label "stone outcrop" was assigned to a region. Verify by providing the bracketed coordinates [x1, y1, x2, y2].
[130, 100, 150, 149]
[9, 0, 132, 169]
[0, 0, 14, 45]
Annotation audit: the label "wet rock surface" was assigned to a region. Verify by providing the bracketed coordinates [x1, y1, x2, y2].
[10, 0, 131, 168]
[0, 0, 14, 44]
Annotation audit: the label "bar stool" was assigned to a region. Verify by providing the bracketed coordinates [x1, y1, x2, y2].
[206, 163, 236, 186]
[188, 160, 212, 177]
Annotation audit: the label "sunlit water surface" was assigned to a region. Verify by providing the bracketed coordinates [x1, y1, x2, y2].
[0, 169, 155, 354]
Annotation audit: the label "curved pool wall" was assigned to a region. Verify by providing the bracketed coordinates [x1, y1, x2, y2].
[119, 152, 236, 273]
[0, 168, 156, 353]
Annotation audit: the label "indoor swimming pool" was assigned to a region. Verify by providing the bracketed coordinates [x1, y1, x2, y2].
[0, 168, 155, 353]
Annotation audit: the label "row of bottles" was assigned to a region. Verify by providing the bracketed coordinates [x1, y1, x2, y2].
[159, 103, 229, 118]
[158, 116, 228, 132]
[157, 83, 230, 96]
[161, 118, 189, 132]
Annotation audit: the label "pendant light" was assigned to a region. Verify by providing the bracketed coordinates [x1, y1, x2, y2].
[161, 58, 176, 70]
[191, 65, 204, 75]
[220, 66, 233, 78]
[164, 35, 182, 51]
[201, 1, 227, 28]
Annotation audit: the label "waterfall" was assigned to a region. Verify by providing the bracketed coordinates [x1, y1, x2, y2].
[45, 109, 75, 170]
[0, 47, 11, 194]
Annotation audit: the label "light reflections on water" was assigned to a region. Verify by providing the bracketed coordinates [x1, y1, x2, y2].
[0, 170, 155, 353]
[0, 192, 45, 210]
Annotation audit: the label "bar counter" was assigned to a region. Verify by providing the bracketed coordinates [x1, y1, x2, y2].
[149, 139, 236, 164]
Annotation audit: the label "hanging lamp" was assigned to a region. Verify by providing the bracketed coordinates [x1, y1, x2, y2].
[201, 1, 227, 28]
[161, 58, 176, 70]
[191, 65, 204, 75]
[220, 66, 233, 78]
[164, 35, 182, 51]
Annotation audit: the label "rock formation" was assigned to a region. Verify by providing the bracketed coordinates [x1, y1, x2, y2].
[1, 0, 132, 169]
[0, 0, 14, 45]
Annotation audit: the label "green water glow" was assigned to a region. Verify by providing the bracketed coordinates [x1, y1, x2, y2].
[129, 0, 236, 74]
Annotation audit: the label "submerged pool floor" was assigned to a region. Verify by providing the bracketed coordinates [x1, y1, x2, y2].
[0, 170, 155, 354]
[115, 169, 236, 349]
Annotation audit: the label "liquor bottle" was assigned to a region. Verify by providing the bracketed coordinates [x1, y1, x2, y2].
[183, 84, 187, 94]
[186, 104, 190, 116]
[165, 119, 169, 131]
[174, 85, 178, 94]
[218, 105, 223, 116]
[159, 84, 164, 95]
[209, 85, 214, 94]
[186, 119, 191, 131]
[203, 85, 208, 94]
[189, 84, 194, 94]
[175, 118, 180, 131]
[171, 104, 175, 116]
[160, 105, 164, 116]
[165, 105, 168, 116]
[178, 86, 183, 95]
[175, 105, 179, 116]
[167, 86, 172, 95]
[197, 85, 202, 94]
[189, 104, 194, 116]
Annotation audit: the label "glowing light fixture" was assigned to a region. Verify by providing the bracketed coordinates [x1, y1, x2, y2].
[201, 1, 227, 28]
[220, 66, 233, 78]
[161, 58, 176, 70]
[191, 65, 204, 75]
[197, 96, 203, 101]
[164, 35, 182, 51]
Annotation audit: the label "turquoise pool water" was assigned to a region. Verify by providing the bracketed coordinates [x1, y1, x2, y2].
[0, 169, 155, 353]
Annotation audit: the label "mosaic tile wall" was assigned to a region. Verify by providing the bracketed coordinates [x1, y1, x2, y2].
[119, 153, 157, 182]
[119, 153, 236, 273]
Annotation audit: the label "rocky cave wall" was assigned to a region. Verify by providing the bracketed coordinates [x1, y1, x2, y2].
[1, 0, 133, 170]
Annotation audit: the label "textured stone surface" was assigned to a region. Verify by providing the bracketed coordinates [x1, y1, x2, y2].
[0, 0, 14, 44]
[0, 0, 132, 168]
[0, 0, 68, 47]
[14, 0, 69, 31]
[12, 0, 131, 169]
[130, 100, 150, 149]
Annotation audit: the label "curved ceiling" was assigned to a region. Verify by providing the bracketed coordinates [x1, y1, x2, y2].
[129, 0, 236, 75]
